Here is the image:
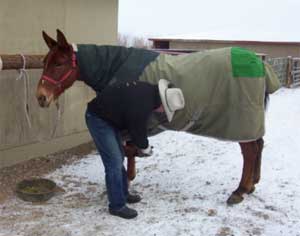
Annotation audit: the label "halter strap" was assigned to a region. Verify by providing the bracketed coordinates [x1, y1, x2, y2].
[42, 52, 76, 87]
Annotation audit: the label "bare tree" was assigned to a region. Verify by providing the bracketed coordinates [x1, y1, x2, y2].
[118, 34, 130, 47]
[118, 33, 152, 49]
[132, 36, 152, 49]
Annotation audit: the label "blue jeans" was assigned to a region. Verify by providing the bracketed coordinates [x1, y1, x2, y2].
[85, 110, 129, 210]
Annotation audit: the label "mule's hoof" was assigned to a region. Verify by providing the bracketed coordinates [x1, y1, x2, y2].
[247, 186, 255, 194]
[227, 194, 244, 205]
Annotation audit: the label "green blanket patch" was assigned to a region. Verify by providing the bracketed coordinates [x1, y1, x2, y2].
[231, 47, 265, 78]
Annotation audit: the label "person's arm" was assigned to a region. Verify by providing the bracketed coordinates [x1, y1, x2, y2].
[125, 113, 153, 157]
[123, 81, 158, 157]
[127, 117, 148, 148]
[128, 121, 153, 157]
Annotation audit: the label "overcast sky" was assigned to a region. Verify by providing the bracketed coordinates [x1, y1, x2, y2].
[118, 0, 300, 41]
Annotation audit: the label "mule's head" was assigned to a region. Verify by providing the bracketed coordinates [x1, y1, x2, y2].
[36, 29, 79, 108]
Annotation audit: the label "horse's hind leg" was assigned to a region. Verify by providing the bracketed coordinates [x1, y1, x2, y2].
[227, 141, 258, 205]
[253, 138, 264, 185]
[245, 138, 264, 195]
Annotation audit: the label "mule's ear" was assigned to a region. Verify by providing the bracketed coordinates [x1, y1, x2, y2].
[56, 29, 69, 49]
[42, 31, 57, 49]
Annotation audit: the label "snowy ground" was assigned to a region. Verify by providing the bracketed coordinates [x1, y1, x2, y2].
[1, 88, 300, 236]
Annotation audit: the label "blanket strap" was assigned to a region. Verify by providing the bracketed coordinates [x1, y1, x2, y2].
[180, 109, 203, 132]
[157, 108, 203, 132]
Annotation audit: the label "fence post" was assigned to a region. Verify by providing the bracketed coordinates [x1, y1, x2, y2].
[286, 56, 293, 88]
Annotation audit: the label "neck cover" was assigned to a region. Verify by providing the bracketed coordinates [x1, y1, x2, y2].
[76, 44, 159, 93]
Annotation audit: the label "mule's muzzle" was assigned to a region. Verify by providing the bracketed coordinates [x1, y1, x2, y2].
[37, 95, 49, 108]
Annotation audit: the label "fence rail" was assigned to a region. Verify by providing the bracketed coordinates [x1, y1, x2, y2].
[291, 58, 300, 87]
[266, 56, 300, 88]
[0, 52, 299, 88]
[266, 57, 288, 85]
[0, 55, 44, 70]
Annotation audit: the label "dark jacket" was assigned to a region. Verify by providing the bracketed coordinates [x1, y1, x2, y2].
[87, 81, 161, 149]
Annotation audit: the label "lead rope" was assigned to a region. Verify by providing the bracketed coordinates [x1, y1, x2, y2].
[51, 99, 61, 138]
[16, 54, 32, 128]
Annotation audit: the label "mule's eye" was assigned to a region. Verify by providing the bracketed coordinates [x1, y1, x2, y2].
[54, 63, 63, 67]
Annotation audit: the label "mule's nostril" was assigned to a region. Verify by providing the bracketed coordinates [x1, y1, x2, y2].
[38, 95, 47, 107]
[38, 95, 46, 103]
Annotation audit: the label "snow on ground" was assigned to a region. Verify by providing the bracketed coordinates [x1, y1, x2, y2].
[1, 88, 300, 236]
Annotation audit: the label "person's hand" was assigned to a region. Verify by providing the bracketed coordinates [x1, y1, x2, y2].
[137, 146, 153, 157]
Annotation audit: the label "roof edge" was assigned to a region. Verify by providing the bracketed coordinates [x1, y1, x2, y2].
[149, 38, 300, 46]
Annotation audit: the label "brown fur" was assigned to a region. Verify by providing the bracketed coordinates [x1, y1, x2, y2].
[227, 139, 264, 204]
[36, 30, 79, 107]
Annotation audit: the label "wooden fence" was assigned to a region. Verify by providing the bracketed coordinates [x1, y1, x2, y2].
[265, 56, 300, 88]
[290, 57, 300, 87]
[266, 57, 288, 85]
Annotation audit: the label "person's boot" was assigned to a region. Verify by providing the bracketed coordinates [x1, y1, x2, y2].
[127, 193, 142, 204]
[109, 206, 138, 219]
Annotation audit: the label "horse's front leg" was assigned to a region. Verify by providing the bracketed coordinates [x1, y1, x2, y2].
[123, 143, 137, 182]
[227, 141, 258, 204]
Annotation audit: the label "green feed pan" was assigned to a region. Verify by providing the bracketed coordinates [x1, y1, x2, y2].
[16, 178, 57, 202]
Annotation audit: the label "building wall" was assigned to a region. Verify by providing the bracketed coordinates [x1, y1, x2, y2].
[0, 0, 118, 168]
[169, 41, 300, 58]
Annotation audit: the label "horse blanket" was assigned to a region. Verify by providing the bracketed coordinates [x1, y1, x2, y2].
[76, 45, 280, 141]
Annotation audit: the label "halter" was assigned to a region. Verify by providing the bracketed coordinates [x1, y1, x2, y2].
[41, 52, 76, 90]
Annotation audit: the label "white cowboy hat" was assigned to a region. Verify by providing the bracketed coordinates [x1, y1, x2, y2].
[158, 79, 185, 122]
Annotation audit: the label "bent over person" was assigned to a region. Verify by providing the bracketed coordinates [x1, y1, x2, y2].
[85, 79, 185, 219]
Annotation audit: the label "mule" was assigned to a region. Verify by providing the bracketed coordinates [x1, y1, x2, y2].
[36, 29, 280, 205]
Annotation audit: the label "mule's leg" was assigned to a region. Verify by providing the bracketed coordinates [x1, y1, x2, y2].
[227, 141, 258, 205]
[123, 144, 137, 182]
[253, 138, 264, 185]
[244, 138, 265, 194]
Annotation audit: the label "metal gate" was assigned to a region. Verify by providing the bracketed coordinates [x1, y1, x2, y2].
[291, 57, 300, 87]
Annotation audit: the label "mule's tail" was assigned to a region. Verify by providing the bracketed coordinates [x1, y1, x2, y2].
[264, 92, 269, 110]
[264, 62, 281, 110]
[264, 62, 281, 104]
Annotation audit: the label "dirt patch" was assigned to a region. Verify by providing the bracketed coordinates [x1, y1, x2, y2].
[0, 142, 95, 204]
